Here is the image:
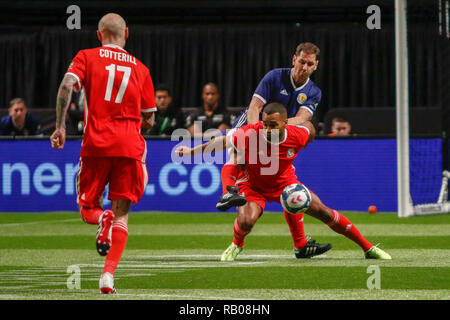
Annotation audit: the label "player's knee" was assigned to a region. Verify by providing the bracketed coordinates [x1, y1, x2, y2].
[111, 199, 131, 214]
[238, 216, 256, 231]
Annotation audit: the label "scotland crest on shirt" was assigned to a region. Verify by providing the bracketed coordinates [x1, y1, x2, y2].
[298, 93, 307, 104]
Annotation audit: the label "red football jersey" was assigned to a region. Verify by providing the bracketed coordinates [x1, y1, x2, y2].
[66, 44, 156, 161]
[231, 122, 310, 194]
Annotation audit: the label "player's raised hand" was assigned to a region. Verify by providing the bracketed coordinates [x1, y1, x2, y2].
[50, 128, 66, 149]
[175, 146, 192, 156]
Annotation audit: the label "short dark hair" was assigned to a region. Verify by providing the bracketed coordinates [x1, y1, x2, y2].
[155, 84, 171, 96]
[295, 42, 320, 59]
[203, 82, 218, 92]
[9, 97, 26, 108]
[263, 102, 287, 116]
[331, 117, 349, 124]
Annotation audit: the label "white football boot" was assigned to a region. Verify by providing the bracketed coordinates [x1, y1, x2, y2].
[99, 272, 117, 294]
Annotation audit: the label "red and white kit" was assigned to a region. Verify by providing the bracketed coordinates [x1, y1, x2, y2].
[67, 44, 157, 206]
[230, 121, 311, 210]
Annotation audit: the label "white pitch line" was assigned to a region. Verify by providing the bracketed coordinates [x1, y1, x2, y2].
[0, 294, 25, 299]
[0, 218, 80, 227]
[79, 263, 265, 269]
[132, 254, 292, 259]
[116, 293, 252, 300]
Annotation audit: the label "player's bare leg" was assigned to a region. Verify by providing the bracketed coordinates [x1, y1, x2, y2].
[221, 201, 262, 261]
[99, 199, 131, 294]
[305, 193, 391, 259]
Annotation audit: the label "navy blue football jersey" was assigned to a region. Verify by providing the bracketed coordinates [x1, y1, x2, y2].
[233, 68, 321, 128]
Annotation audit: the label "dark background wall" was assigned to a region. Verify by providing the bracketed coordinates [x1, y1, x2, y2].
[0, 0, 447, 125]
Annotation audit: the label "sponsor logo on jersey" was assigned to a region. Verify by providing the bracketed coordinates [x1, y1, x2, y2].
[298, 93, 307, 104]
[280, 89, 288, 95]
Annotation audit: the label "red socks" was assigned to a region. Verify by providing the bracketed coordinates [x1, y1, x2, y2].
[284, 211, 307, 249]
[82, 206, 129, 276]
[328, 210, 373, 251]
[80, 206, 103, 225]
[232, 218, 250, 247]
[221, 164, 238, 194]
[103, 220, 128, 275]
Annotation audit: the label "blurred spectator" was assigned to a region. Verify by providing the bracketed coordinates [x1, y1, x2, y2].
[328, 117, 355, 136]
[66, 89, 85, 135]
[186, 82, 232, 136]
[0, 98, 41, 136]
[143, 84, 185, 136]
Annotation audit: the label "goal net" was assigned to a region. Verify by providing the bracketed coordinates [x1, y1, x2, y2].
[401, 0, 450, 217]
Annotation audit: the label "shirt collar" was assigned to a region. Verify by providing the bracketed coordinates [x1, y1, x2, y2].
[290, 68, 310, 91]
[262, 128, 288, 145]
[103, 44, 127, 52]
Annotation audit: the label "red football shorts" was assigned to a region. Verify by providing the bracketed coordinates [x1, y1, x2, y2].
[76, 156, 148, 208]
[237, 180, 307, 212]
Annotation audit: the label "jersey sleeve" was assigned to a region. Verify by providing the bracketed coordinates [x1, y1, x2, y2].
[253, 70, 276, 104]
[141, 69, 157, 112]
[230, 127, 246, 153]
[66, 50, 87, 91]
[292, 125, 311, 148]
[300, 87, 321, 115]
[230, 122, 260, 152]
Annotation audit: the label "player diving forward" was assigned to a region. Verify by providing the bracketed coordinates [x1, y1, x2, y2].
[50, 13, 157, 293]
[176, 103, 391, 260]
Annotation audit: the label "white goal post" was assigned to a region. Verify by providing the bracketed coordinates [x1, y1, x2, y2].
[395, 0, 413, 217]
[396, 1, 450, 217]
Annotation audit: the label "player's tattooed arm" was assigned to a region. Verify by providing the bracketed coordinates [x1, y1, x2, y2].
[247, 96, 265, 124]
[55, 74, 77, 129]
[50, 74, 77, 150]
[287, 108, 313, 125]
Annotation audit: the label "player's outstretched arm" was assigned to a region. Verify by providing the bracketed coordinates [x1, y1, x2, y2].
[175, 135, 231, 156]
[50, 74, 78, 149]
[287, 108, 313, 126]
[246, 96, 265, 124]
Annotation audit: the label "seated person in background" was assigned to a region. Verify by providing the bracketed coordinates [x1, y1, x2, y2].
[186, 82, 232, 137]
[328, 117, 355, 137]
[143, 84, 185, 136]
[0, 98, 41, 136]
[67, 89, 85, 135]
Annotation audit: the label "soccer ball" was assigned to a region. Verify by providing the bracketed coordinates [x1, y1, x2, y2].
[280, 184, 312, 214]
